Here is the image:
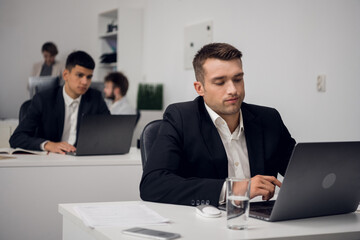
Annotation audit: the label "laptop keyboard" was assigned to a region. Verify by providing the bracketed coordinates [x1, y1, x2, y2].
[65, 151, 77, 156]
[250, 200, 275, 216]
[252, 207, 273, 216]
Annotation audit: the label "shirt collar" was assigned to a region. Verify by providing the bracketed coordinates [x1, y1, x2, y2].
[113, 96, 127, 106]
[62, 86, 82, 107]
[204, 102, 244, 134]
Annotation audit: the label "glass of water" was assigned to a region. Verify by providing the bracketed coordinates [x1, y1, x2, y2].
[226, 177, 251, 230]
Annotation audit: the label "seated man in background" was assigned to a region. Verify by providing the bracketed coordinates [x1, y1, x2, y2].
[32, 41, 63, 78]
[10, 51, 110, 154]
[103, 71, 136, 115]
[140, 43, 296, 207]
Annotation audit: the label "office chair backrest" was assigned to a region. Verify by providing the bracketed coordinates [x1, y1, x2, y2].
[90, 81, 105, 97]
[19, 100, 32, 122]
[135, 109, 141, 126]
[28, 76, 60, 98]
[140, 120, 162, 169]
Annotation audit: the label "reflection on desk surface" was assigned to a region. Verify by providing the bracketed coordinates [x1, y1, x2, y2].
[59, 201, 360, 240]
[0, 147, 141, 167]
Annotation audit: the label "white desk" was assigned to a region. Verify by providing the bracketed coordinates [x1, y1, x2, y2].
[0, 148, 142, 240]
[59, 201, 360, 240]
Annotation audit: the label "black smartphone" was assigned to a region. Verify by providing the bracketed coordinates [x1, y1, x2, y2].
[122, 227, 181, 240]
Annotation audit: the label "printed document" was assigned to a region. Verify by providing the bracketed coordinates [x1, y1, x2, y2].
[74, 203, 170, 228]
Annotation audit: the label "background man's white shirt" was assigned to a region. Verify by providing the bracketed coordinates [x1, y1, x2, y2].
[106, 97, 136, 115]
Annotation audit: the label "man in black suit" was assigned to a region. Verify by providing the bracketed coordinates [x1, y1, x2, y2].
[10, 51, 109, 154]
[140, 43, 296, 207]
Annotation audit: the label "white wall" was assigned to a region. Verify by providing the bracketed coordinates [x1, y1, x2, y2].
[0, 1, 359, 240]
[0, 0, 118, 119]
[0, 0, 359, 142]
[141, 0, 360, 142]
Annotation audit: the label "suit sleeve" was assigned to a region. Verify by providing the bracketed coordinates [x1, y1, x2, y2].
[9, 95, 47, 151]
[32, 62, 40, 76]
[275, 110, 296, 176]
[93, 90, 110, 115]
[98, 96, 110, 115]
[139, 105, 224, 207]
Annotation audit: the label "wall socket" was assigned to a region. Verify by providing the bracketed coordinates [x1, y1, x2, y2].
[317, 75, 326, 92]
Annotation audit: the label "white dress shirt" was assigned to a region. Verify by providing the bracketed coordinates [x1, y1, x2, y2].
[61, 86, 81, 145]
[205, 103, 250, 178]
[106, 96, 136, 115]
[204, 103, 250, 204]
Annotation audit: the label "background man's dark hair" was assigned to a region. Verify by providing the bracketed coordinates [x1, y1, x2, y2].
[65, 51, 95, 71]
[41, 42, 58, 56]
[104, 72, 129, 96]
[192, 43, 243, 84]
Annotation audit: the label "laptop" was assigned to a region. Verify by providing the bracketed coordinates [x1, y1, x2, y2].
[28, 76, 60, 98]
[68, 114, 137, 156]
[249, 141, 360, 221]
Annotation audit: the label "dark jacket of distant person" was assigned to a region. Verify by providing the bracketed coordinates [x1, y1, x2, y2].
[9, 86, 109, 150]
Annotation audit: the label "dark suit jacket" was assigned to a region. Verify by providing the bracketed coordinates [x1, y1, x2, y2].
[9, 86, 110, 150]
[140, 96, 296, 207]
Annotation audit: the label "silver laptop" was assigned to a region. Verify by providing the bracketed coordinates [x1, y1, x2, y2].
[68, 114, 137, 156]
[28, 76, 60, 98]
[249, 141, 360, 222]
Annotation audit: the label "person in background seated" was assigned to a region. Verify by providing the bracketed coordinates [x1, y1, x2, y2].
[140, 43, 296, 207]
[32, 42, 63, 78]
[10, 51, 110, 154]
[103, 72, 136, 115]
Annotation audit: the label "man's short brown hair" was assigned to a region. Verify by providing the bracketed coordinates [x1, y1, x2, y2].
[192, 43, 242, 84]
[104, 72, 129, 96]
[41, 42, 58, 56]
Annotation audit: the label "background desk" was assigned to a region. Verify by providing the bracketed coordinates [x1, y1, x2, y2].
[0, 148, 142, 240]
[59, 201, 360, 240]
[0, 119, 18, 148]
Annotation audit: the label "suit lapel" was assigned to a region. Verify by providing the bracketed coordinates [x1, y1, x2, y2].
[55, 88, 65, 141]
[196, 98, 266, 177]
[77, 95, 88, 126]
[197, 97, 228, 178]
[242, 104, 265, 176]
[74, 92, 90, 146]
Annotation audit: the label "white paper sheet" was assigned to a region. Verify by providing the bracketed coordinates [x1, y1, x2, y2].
[74, 203, 170, 228]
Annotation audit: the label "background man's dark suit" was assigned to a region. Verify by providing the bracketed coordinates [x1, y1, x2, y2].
[10, 86, 110, 150]
[140, 96, 296, 207]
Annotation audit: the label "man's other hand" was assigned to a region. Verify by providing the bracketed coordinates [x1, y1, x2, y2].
[249, 175, 282, 201]
[44, 141, 76, 154]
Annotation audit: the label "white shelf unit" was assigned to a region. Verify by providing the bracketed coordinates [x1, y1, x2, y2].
[98, 9, 118, 81]
[99, 31, 118, 38]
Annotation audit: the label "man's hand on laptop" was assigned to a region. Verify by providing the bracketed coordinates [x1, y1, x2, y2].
[44, 141, 76, 154]
[249, 175, 282, 201]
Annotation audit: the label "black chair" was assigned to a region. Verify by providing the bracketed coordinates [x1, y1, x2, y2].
[135, 109, 141, 126]
[90, 81, 105, 97]
[140, 120, 162, 169]
[19, 100, 32, 122]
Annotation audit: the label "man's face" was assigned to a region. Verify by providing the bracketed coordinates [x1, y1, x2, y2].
[42, 51, 55, 66]
[194, 58, 245, 119]
[104, 81, 115, 100]
[63, 65, 93, 99]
